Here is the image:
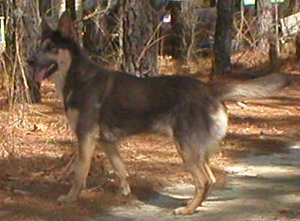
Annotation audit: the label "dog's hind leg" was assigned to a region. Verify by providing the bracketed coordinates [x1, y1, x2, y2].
[201, 160, 216, 204]
[174, 153, 209, 215]
[182, 160, 216, 207]
[58, 131, 97, 203]
[101, 141, 131, 196]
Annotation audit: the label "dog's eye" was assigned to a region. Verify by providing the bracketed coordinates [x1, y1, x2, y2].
[45, 43, 57, 52]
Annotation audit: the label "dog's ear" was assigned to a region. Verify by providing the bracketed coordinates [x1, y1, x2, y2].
[58, 10, 77, 41]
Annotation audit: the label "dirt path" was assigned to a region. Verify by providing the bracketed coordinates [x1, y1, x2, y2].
[96, 145, 300, 221]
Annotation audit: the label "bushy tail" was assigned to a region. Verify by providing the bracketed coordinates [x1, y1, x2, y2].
[209, 73, 290, 101]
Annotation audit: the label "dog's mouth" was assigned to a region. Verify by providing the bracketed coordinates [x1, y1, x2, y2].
[34, 63, 58, 82]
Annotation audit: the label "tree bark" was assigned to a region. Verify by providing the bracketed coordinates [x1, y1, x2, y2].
[75, 0, 83, 45]
[39, 0, 51, 17]
[210, 0, 216, 7]
[66, 0, 76, 20]
[82, 0, 120, 64]
[287, 0, 299, 14]
[167, 0, 183, 60]
[256, 0, 273, 53]
[296, 34, 300, 60]
[5, 0, 41, 103]
[212, 0, 234, 79]
[120, 0, 164, 77]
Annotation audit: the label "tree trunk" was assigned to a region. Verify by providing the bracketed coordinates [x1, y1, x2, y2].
[210, 0, 216, 7]
[23, 0, 42, 102]
[167, 0, 183, 60]
[256, 0, 273, 53]
[82, 0, 120, 65]
[296, 33, 300, 60]
[5, 0, 41, 103]
[287, 0, 299, 14]
[288, 0, 300, 60]
[59, 0, 66, 17]
[212, 0, 234, 79]
[39, 0, 51, 17]
[120, 0, 164, 77]
[181, 0, 197, 62]
[66, 0, 76, 20]
[75, 0, 83, 45]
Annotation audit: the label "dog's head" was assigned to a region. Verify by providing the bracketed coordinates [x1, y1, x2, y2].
[27, 11, 78, 82]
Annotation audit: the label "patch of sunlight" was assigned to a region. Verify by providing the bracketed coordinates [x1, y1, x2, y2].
[289, 145, 300, 149]
[226, 164, 300, 177]
[273, 193, 300, 205]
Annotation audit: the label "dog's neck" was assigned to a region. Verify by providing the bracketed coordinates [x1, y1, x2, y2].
[52, 73, 66, 100]
[50, 49, 72, 100]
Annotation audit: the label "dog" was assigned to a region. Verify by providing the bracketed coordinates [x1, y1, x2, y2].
[27, 11, 289, 215]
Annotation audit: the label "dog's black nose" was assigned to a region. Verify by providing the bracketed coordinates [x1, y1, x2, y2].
[26, 57, 35, 66]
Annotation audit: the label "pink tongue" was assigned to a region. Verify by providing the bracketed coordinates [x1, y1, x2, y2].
[34, 67, 48, 82]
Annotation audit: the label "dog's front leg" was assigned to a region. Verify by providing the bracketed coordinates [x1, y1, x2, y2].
[101, 141, 131, 196]
[58, 131, 96, 203]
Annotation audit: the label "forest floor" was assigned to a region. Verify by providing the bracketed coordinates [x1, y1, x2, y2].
[0, 52, 300, 221]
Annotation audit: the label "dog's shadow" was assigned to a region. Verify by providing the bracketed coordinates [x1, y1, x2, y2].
[132, 186, 186, 209]
[132, 184, 235, 209]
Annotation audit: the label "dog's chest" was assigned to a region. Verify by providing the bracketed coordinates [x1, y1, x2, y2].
[63, 90, 78, 131]
[64, 89, 77, 109]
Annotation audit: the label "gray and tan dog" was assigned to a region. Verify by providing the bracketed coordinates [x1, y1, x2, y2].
[27, 11, 289, 215]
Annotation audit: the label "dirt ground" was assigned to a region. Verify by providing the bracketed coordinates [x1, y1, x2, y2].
[95, 144, 300, 221]
[1, 52, 300, 221]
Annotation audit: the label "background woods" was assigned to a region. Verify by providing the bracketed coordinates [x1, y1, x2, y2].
[0, 0, 299, 103]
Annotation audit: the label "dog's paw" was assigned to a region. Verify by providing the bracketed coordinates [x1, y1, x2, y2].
[173, 206, 195, 215]
[57, 194, 77, 203]
[120, 183, 131, 197]
[181, 198, 193, 206]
